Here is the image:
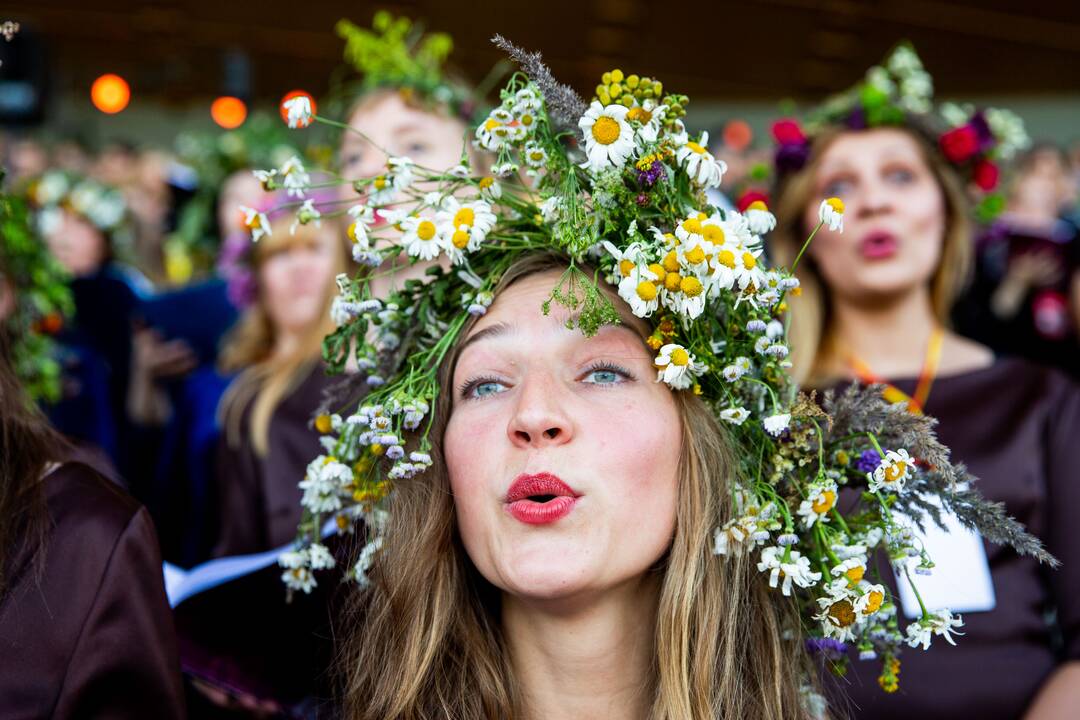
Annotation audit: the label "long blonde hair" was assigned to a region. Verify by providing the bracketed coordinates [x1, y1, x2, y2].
[339, 253, 814, 719]
[218, 220, 348, 456]
[769, 126, 972, 386]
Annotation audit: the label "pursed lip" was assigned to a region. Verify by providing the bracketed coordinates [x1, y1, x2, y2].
[859, 229, 899, 259]
[504, 472, 580, 503]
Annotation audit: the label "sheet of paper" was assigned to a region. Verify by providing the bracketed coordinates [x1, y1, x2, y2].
[894, 496, 996, 619]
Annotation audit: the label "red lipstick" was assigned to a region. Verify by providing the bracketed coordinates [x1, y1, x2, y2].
[504, 472, 579, 525]
[860, 230, 898, 260]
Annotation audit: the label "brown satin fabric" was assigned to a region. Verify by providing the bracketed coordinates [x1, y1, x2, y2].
[0, 462, 184, 719]
[827, 358, 1080, 720]
[213, 362, 338, 557]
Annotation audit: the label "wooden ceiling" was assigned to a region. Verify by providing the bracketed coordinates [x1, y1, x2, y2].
[5, 0, 1080, 109]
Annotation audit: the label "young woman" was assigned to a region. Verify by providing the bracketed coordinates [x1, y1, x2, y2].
[768, 52, 1080, 719]
[339, 253, 813, 719]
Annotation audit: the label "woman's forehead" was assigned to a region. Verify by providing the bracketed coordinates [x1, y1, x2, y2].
[819, 128, 922, 170]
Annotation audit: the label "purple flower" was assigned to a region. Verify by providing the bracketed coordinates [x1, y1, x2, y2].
[636, 159, 665, 187]
[806, 637, 848, 660]
[774, 143, 810, 173]
[845, 108, 868, 131]
[969, 111, 995, 152]
[855, 449, 881, 474]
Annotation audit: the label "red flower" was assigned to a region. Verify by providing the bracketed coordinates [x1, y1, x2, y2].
[737, 190, 770, 213]
[973, 159, 999, 191]
[771, 118, 806, 146]
[939, 125, 979, 163]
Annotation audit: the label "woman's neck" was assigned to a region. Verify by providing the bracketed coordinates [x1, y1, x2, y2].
[269, 326, 304, 363]
[503, 575, 659, 720]
[823, 287, 940, 380]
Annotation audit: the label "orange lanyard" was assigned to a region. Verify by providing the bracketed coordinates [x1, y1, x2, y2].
[848, 327, 944, 415]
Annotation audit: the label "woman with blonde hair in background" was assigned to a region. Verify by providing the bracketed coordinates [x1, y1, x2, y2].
[767, 45, 1080, 720]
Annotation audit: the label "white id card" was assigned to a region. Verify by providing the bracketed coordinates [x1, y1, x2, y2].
[894, 496, 996, 619]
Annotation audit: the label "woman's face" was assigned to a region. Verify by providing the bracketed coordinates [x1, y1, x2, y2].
[257, 227, 338, 336]
[339, 91, 467, 203]
[219, 170, 266, 236]
[803, 128, 946, 304]
[445, 270, 681, 604]
[45, 210, 108, 277]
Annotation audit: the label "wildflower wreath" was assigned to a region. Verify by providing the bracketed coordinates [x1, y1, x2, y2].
[250, 34, 1054, 691]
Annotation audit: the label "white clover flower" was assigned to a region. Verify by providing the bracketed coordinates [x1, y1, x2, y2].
[654, 343, 706, 390]
[819, 197, 845, 232]
[307, 543, 336, 570]
[578, 101, 636, 173]
[905, 610, 964, 650]
[399, 216, 444, 261]
[867, 448, 914, 494]
[240, 205, 271, 242]
[720, 407, 751, 425]
[763, 413, 791, 437]
[437, 197, 497, 254]
[283, 94, 313, 129]
[797, 481, 838, 529]
[742, 200, 777, 235]
[676, 131, 727, 188]
[757, 546, 822, 596]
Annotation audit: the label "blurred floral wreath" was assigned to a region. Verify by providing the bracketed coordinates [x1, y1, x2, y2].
[0, 169, 73, 403]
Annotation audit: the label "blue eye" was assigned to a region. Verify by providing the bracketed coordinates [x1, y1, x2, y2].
[885, 168, 915, 184]
[582, 362, 634, 386]
[473, 381, 504, 397]
[459, 376, 507, 400]
[823, 179, 853, 197]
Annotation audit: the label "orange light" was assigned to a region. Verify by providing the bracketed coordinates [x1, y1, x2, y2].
[280, 89, 316, 127]
[211, 96, 248, 129]
[91, 74, 131, 114]
[722, 120, 753, 152]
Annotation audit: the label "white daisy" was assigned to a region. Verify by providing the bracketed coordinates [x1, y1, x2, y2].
[290, 199, 321, 235]
[819, 197, 845, 232]
[830, 557, 868, 587]
[626, 100, 666, 144]
[797, 481, 839, 529]
[815, 580, 861, 641]
[240, 205, 271, 242]
[307, 542, 336, 570]
[283, 94, 313, 129]
[279, 156, 310, 198]
[281, 565, 317, 594]
[763, 413, 791, 437]
[676, 131, 727, 188]
[905, 610, 964, 650]
[742, 200, 777, 234]
[348, 203, 376, 224]
[866, 448, 914, 494]
[578, 101, 636, 173]
[757, 546, 822, 596]
[654, 343, 706, 390]
[617, 264, 661, 318]
[399, 216, 444, 261]
[720, 407, 751, 425]
[713, 517, 754, 556]
[523, 140, 548, 169]
[436, 197, 497, 253]
[367, 174, 398, 206]
[854, 583, 887, 618]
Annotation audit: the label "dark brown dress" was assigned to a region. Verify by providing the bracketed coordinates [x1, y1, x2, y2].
[0, 462, 184, 719]
[830, 358, 1080, 719]
[213, 361, 337, 557]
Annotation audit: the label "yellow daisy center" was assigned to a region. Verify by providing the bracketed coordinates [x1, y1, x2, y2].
[702, 225, 725, 244]
[844, 565, 865, 584]
[827, 600, 857, 628]
[484, 118, 500, 131]
[742, 252, 758, 270]
[521, 114, 534, 126]
[716, 249, 736, 269]
[591, 115, 622, 145]
[811, 489, 836, 514]
[479, 177, 494, 189]
[685, 246, 706, 265]
[826, 197, 845, 213]
[686, 141, 707, 155]
[680, 276, 704, 297]
[529, 150, 545, 161]
[662, 250, 680, 273]
[452, 229, 470, 249]
[682, 218, 702, 235]
[454, 207, 475, 227]
[315, 414, 333, 434]
[370, 443, 385, 456]
[626, 106, 653, 124]
[884, 461, 907, 483]
[663, 232, 677, 247]
[619, 259, 635, 277]
[670, 348, 690, 366]
[864, 590, 885, 615]
[374, 176, 387, 190]
[323, 455, 337, 465]
[346, 222, 360, 243]
[664, 272, 683, 291]
[244, 215, 263, 231]
[636, 280, 658, 302]
[647, 263, 667, 282]
[748, 200, 768, 212]
[416, 220, 437, 241]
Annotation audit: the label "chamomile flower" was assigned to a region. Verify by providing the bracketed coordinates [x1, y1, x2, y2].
[388, 156, 415, 190]
[720, 407, 751, 425]
[578, 101, 636, 173]
[763, 413, 791, 437]
[307, 543, 336, 570]
[676, 131, 727, 188]
[815, 581, 861, 641]
[348, 203, 376, 225]
[252, 168, 277, 190]
[654, 343, 706, 390]
[279, 156, 310, 198]
[282, 565, 317, 594]
[283, 94, 314, 129]
[831, 557, 868, 586]
[757, 546, 822, 596]
[602, 240, 650, 283]
[714, 517, 754, 556]
[819, 197, 845, 232]
[618, 264, 661, 318]
[523, 141, 549, 169]
[905, 610, 964, 650]
[437, 197, 497, 253]
[732, 245, 765, 291]
[240, 205, 271, 242]
[367, 174, 398, 206]
[854, 582, 887, 617]
[867, 448, 914, 494]
[290, 199, 322, 235]
[626, 100, 666, 144]
[797, 481, 839, 529]
[400, 216, 444, 261]
[477, 176, 502, 201]
[743, 200, 777, 234]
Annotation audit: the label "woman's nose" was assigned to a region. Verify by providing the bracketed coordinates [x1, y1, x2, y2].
[855, 179, 895, 218]
[506, 373, 575, 449]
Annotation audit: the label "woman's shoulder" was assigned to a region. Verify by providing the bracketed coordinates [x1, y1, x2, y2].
[43, 461, 142, 534]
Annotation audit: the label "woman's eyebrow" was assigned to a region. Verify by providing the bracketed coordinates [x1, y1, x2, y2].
[459, 321, 513, 353]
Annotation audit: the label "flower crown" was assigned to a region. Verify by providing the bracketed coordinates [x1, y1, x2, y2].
[0, 174, 73, 403]
[333, 12, 479, 123]
[771, 43, 1030, 221]
[23, 170, 129, 237]
[263, 36, 1053, 694]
